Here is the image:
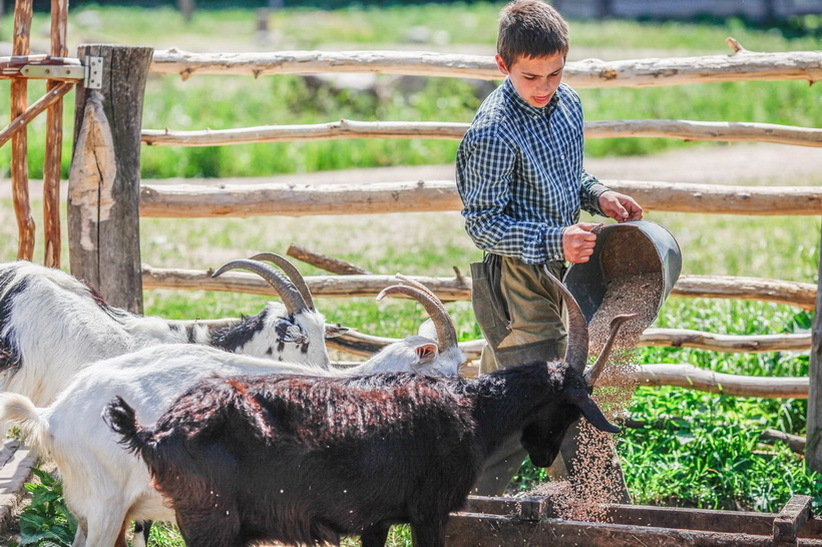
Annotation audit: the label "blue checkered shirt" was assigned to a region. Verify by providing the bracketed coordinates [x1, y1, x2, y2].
[456, 79, 609, 264]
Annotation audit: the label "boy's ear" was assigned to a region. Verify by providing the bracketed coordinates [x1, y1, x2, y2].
[495, 54, 510, 76]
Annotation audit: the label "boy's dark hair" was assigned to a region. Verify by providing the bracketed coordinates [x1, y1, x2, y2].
[496, 0, 569, 68]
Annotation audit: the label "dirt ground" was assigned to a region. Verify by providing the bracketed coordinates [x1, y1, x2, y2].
[249, 141, 822, 188]
[3, 142, 822, 199]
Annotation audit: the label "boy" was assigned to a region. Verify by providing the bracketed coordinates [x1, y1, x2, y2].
[455, 0, 642, 495]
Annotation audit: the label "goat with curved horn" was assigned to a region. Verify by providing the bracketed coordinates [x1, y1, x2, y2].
[249, 252, 315, 311]
[376, 284, 458, 355]
[211, 259, 308, 316]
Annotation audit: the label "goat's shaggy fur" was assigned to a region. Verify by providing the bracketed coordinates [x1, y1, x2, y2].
[107, 361, 617, 547]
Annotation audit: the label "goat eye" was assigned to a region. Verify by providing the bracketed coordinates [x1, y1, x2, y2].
[274, 321, 306, 343]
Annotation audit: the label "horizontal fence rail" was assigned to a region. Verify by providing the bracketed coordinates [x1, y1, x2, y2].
[138, 179, 822, 218]
[328, 327, 811, 359]
[140, 267, 818, 311]
[141, 119, 822, 148]
[149, 48, 822, 88]
[335, 328, 811, 357]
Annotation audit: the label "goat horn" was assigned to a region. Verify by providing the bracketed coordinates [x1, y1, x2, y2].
[377, 284, 458, 352]
[249, 252, 315, 311]
[541, 265, 588, 372]
[211, 259, 308, 316]
[394, 274, 447, 313]
[584, 313, 639, 387]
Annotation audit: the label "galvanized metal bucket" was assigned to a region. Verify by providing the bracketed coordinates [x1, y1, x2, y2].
[563, 220, 682, 323]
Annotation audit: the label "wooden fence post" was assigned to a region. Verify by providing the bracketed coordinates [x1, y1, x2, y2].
[807, 222, 822, 471]
[11, 0, 35, 261]
[68, 45, 153, 313]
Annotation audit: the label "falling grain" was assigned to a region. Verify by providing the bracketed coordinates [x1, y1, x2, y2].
[525, 270, 664, 522]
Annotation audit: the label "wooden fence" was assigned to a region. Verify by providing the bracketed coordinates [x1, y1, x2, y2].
[0, 0, 72, 268]
[3, 36, 811, 470]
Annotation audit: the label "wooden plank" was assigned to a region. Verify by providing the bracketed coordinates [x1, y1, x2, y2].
[43, 0, 70, 268]
[140, 118, 822, 148]
[286, 243, 370, 275]
[332, 327, 811, 358]
[454, 497, 822, 542]
[10, 0, 34, 261]
[632, 363, 809, 398]
[460, 496, 548, 522]
[141, 267, 817, 311]
[445, 512, 786, 546]
[604, 503, 776, 536]
[773, 495, 813, 544]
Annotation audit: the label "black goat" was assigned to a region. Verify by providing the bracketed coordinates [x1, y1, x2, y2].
[106, 272, 634, 547]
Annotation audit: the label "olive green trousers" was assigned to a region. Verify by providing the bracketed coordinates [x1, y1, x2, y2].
[469, 255, 566, 496]
[469, 254, 630, 502]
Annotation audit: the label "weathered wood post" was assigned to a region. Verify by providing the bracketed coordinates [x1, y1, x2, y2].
[68, 45, 153, 313]
[807, 222, 822, 471]
[43, 0, 70, 268]
[11, 0, 35, 261]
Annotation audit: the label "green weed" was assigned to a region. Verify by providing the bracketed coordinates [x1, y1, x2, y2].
[13, 467, 76, 547]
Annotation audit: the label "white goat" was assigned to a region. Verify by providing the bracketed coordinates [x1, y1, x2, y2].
[0, 256, 336, 411]
[0, 278, 465, 547]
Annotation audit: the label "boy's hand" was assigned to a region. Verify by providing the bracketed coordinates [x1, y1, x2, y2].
[598, 191, 643, 222]
[562, 223, 600, 263]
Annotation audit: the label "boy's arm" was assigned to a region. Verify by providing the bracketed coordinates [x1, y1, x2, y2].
[579, 170, 643, 222]
[579, 170, 610, 216]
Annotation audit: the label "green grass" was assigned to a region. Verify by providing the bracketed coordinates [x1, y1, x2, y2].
[1, 3, 820, 545]
[0, 3, 820, 179]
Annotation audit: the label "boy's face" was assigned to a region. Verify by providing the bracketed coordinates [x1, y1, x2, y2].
[495, 52, 565, 108]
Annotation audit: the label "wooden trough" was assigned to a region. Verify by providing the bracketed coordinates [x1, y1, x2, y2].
[445, 494, 822, 546]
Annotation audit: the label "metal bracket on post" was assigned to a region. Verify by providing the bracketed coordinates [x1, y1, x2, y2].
[19, 64, 85, 80]
[84, 56, 103, 89]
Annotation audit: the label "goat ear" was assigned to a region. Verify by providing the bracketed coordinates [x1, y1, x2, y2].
[414, 342, 439, 363]
[575, 392, 620, 434]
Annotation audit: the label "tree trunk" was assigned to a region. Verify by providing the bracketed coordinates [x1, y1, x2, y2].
[68, 45, 153, 313]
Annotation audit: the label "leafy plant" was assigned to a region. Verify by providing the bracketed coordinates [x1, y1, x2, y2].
[14, 467, 76, 547]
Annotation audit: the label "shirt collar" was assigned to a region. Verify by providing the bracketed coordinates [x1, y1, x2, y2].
[502, 78, 561, 117]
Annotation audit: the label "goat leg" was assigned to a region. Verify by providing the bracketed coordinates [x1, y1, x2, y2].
[410, 519, 446, 547]
[360, 521, 391, 547]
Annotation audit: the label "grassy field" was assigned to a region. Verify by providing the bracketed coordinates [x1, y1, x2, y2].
[0, 3, 820, 178]
[0, 3, 820, 546]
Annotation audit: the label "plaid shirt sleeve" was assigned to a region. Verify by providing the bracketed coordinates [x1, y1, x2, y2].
[580, 170, 609, 216]
[456, 81, 610, 265]
[456, 133, 562, 264]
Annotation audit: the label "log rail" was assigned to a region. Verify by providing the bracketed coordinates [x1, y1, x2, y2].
[149, 48, 822, 87]
[138, 179, 822, 218]
[140, 118, 822, 148]
[141, 267, 818, 311]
